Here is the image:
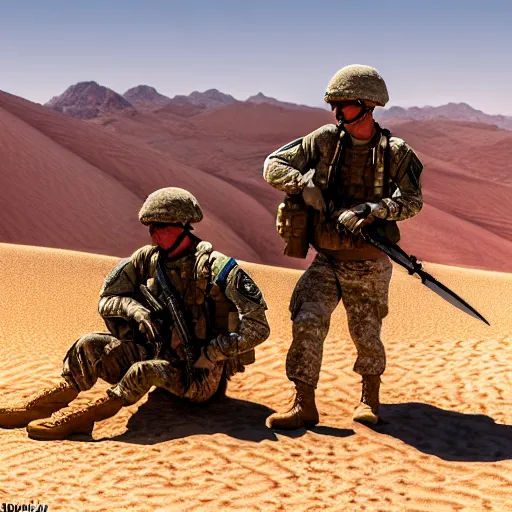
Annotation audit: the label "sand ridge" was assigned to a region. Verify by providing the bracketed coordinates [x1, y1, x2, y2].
[0, 243, 511, 511]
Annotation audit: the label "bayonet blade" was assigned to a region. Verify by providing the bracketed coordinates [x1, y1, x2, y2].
[360, 224, 490, 326]
[419, 271, 490, 325]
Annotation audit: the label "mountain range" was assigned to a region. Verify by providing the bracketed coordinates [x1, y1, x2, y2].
[44, 80, 512, 131]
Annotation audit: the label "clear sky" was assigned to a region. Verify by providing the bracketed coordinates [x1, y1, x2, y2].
[1, 0, 511, 115]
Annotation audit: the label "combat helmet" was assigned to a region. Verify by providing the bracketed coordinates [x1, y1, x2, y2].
[324, 64, 389, 107]
[139, 187, 203, 226]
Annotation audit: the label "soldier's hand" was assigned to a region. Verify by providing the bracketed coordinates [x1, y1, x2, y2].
[193, 347, 215, 370]
[302, 179, 326, 212]
[338, 202, 386, 233]
[338, 210, 370, 233]
[132, 308, 158, 342]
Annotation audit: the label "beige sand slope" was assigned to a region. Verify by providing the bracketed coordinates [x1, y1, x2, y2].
[0, 243, 511, 512]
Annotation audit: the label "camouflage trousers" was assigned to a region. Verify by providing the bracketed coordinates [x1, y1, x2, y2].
[62, 333, 224, 404]
[287, 253, 393, 388]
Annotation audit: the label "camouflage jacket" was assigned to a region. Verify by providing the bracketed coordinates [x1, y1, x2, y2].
[263, 123, 423, 222]
[97, 241, 270, 372]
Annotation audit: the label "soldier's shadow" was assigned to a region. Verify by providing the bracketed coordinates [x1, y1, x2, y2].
[375, 402, 512, 462]
[108, 388, 278, 444]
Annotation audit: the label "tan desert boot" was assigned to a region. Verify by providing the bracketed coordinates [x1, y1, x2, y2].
[353, 375, 381, 425]
[266, 380, 319, 430]
[27, 394, 124, 440]
[0, 380, 79, 428]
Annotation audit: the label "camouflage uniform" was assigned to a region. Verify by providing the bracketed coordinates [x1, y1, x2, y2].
[263, 65, 423, 428]
[62, 240, 270, 405]
[265, 124, 422, 386]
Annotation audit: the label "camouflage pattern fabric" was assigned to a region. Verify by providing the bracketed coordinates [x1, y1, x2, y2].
[138, 187, 203, 225]
[324, 64, 389, 106]
[107, 359, 225, 405]
[263, 114, 421, 394]
[263, 124, 423, 222]
[61, 239, 269, 407]
[62, 332, 225, 404]
[287, 253, 393, 388]
[62, 333, 147, 391]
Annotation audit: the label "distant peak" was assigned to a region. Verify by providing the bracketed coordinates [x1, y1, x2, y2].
[44, 81, 133, 119]
[122, 85, 171, 108]
[375, 101, 512, 131]
[124, 84, 158, 94]
[75, 80, 100, 87]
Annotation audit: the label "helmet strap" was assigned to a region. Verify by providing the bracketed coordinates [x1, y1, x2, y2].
[334, 100, 374, 126]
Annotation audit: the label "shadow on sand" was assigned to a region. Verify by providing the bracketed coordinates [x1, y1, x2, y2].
[270, 425, 355, 439]
[102, 388, 278, 444]
[374, 402, 512, 462]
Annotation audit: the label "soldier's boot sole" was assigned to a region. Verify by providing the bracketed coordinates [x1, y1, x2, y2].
[27, 418, 95, 440]
[266, 407, 320, 430]
[353, 402, 379, 425]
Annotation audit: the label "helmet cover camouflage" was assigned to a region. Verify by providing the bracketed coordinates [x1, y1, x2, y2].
[138, 187, 203, 225]
[324, 64, 389, 106]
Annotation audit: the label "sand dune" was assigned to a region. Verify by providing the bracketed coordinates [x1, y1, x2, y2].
[2, 89, 512, 273]
[91, 102, 512, 273]
[0, 91, 288, 267]
[1, 243, 511, 511]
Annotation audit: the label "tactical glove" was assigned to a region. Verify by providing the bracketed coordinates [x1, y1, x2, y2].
[338, 202, 387, 233]
[132, 308, 158, 343]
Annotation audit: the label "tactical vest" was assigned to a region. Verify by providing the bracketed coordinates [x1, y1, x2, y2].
[277, 127, 399, 257]
[101, 242, 252, 376]
[312, 128, 394, 253]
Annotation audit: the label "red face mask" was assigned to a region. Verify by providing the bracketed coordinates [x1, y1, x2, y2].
[149, 224, 186, 250]
[334, 103, 376, 140]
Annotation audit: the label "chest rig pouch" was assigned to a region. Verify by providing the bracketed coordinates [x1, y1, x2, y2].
[276, 193, 311, 259]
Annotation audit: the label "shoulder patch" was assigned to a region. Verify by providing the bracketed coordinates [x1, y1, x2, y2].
[234, 268, 263, 303]
[212, 256, 238, 291]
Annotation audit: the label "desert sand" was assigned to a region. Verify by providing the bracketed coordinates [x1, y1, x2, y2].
[0, 242, 511, 511]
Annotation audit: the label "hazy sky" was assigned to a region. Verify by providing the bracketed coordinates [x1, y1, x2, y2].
[1, 0, 511, 114]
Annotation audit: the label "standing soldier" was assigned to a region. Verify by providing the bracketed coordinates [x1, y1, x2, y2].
[0, 187, 270, 440]
[263, 65, 423, 428]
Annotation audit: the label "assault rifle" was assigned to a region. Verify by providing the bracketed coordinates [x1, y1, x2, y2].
[139, 261, 199, 391]
[139, 283, 167, 359]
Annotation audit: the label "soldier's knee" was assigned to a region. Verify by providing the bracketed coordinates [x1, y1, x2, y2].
[292, 301, 332, 323]
[127, 361, 147, 377]
[69, 333, 99, 354]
